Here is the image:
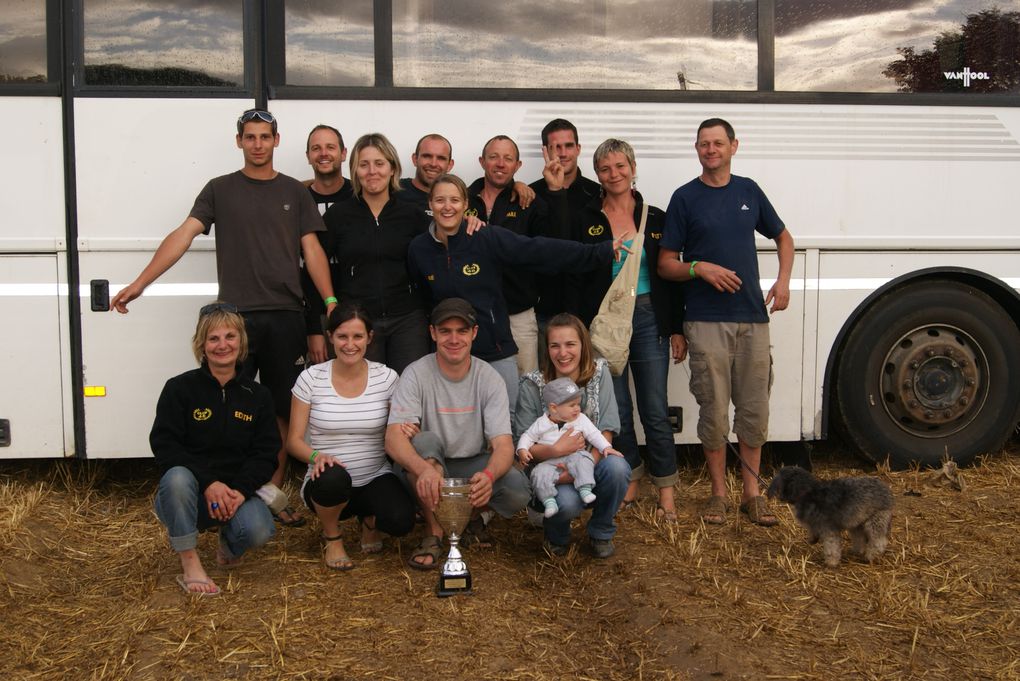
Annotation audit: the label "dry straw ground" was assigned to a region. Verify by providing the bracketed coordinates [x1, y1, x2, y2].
[1, 440, 1018, 681]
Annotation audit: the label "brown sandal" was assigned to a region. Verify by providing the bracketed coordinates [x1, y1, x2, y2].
[739, 496, 779, 527]
[407, 535, 443, 570]
[701, 495, 730, 525]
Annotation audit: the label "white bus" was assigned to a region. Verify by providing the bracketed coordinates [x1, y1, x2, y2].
[3, 1, 1019, 468]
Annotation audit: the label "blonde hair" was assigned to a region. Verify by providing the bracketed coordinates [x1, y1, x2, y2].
[192, 303, 248, 365]
[428, 173, 469, 202]
[349, 133, 402, 196]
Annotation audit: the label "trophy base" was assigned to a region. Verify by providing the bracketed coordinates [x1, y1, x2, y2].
[436, 571, 472, 597]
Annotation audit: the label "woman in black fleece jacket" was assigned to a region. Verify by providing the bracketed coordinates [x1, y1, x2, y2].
[150, 303, 279, 595]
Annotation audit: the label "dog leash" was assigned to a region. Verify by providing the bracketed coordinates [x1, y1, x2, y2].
[678, 361, 772, 489]
[727, 441, 770, 489]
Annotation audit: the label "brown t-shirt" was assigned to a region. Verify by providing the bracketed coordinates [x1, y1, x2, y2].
[189, 171, 324, 312]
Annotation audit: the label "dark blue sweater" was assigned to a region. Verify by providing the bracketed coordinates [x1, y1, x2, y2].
[407, 222, 614, 362]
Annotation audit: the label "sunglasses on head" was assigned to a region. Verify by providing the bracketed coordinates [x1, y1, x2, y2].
[237, 109, 276, 133]
[200, 302, 239, 317]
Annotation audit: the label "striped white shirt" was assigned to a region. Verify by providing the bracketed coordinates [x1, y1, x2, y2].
[292, 360, 398, 489]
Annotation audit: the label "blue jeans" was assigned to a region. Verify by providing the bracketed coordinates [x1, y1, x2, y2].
[543, 454, 629, 545]
[612, 296, 678, 487]
[154, 466, 276, 560]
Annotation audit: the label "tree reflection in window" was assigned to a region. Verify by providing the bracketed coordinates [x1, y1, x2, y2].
[884, 8, 1020, 92]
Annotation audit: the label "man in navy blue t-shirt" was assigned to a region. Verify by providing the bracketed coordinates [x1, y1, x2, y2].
[658, 118, 794, 528]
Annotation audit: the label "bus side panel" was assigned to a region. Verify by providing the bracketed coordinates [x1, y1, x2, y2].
[815, 251, 1020, 439]
[0, 256, 68, 457]
[0, 98, 69, 459]
[74, 98, 249, 459]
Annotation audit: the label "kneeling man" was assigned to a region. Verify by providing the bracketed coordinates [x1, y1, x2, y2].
[386, 298, 531, 569]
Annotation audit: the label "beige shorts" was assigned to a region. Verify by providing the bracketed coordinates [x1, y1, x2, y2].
[684, 321, 773, 450]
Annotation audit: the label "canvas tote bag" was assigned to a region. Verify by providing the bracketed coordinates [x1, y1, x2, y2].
[589, 202, 648, 376]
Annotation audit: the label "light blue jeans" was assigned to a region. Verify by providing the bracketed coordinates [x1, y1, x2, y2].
[612, 296, 678, 488]
[154, 466, 275, 560]
[543, 454, 630, 546]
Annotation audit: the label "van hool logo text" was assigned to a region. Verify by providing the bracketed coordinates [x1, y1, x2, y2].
[943, 67, 989, 87]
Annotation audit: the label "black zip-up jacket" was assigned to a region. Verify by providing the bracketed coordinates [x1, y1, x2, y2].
[568, 191, 685, 336]
[150, 365, 280, 498]
[308, 195, 430, 321]
[407, 222, 614, 362]
[530, 173, 602, 317]
[466, 178, 553, 314]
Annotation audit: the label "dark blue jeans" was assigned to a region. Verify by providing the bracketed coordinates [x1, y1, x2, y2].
[612, 296, 678, 487]
[543, 454, 630, 545]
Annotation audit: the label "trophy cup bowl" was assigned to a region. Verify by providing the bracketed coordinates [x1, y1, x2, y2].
[434, 477, 474, 597]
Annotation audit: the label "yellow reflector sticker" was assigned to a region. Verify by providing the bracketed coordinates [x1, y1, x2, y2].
[84, 386, 107, 397]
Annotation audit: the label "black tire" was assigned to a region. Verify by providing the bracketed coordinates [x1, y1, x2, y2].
[836, 281, 1020, 469]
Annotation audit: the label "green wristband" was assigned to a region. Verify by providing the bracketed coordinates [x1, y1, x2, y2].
[689, 261, 699, 278]
[310, 450, 319, 464]
[324, 296, 338, 308]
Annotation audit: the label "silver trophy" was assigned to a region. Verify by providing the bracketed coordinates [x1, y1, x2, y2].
[434, 478, 474, 597]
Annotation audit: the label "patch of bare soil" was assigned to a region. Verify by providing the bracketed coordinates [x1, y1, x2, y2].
[1, 440, 1018, 680]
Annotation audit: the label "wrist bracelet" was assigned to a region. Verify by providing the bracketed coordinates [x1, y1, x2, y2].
[689, 261, 700, 278]
[310, 450, 319, 464]
[482, 469, 495, 483]
[324, 296, 338, 307]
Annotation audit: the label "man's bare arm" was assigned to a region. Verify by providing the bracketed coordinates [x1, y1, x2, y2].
[111, 217, 205, 313]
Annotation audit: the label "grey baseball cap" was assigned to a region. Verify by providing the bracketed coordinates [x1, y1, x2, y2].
[544, 377, 582, 406]
[430, 297, 477, 326]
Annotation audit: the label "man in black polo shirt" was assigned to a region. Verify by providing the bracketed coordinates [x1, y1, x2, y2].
[529, 119, 602, 344]
[466, 135, 553, 375]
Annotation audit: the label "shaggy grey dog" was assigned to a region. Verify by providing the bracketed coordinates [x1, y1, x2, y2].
[766, 466, 893, 567]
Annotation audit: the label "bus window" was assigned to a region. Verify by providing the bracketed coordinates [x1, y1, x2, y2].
[775, 1, 1020, 93]
[391, 0, 758, 90]
[0, 0, 46, 85]
[83, 1, 243, 86]
[284, 1, 374, 86]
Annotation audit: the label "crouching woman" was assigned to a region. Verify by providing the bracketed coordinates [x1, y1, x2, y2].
[151, 302, 279, 595]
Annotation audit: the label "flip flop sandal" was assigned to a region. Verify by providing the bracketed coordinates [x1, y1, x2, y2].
[656, 506, 679, 523]
[460, 516, 493, 549]
[360, 519, 383, 554]
[322, 533, 354, 571]
[273, 506, 307, 528]
[175, 575, 220, 596]
[740, 496, 779, 527]
[407, 535, 443, 571]
[701, 495, 731, 525]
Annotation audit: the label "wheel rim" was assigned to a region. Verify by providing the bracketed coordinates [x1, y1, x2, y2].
[880, 324, 989, 438]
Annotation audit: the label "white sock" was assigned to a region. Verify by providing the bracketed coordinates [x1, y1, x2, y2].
[543, 498, 560, 518]
[578, 485, 597, 504]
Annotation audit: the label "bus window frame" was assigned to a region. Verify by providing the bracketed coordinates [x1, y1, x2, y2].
[5, 0, 1018, 109]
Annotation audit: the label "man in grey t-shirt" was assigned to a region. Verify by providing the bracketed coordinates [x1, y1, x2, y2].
[386, 298, 531, 570]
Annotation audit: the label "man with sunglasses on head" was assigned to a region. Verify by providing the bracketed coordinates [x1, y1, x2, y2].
[112, 108, 337, 527]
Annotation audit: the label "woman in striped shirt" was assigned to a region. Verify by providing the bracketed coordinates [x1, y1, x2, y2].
[287, 303, 415, 570]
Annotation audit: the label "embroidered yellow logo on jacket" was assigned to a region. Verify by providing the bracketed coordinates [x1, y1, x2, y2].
[465, 208, 479, 218]
[234, 410, 253, 422]
[462, 263, 481, 276]
[650, 231, 662, 240]
[193, 408, 212, 421]
[505, 210, 517, 218]
[587, 224, 605, 236]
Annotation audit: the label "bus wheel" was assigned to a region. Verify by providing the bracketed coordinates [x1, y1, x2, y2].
[836, 281, 1020, 469]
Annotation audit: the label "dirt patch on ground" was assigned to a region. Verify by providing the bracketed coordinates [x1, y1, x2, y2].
[1, 441, 1018, 680]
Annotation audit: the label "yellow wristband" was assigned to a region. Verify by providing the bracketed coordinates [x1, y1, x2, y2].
[689, 261, 699, 278]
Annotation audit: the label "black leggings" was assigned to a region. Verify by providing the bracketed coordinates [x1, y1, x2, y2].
[303, 467, 415, 537]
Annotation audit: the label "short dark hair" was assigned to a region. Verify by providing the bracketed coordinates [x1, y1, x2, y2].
[306, 124, 344, 152]
[697, 118, 735, 141]
[541, 119, 579, 147]
[414, 133, 453, 158]
[327, 301, 373, 335]
[481, 134, 520, 161]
